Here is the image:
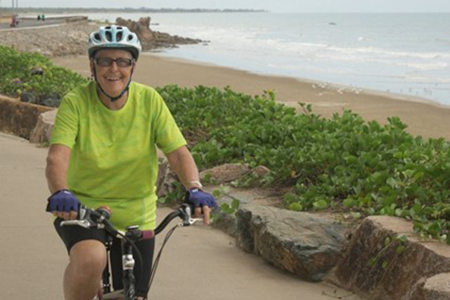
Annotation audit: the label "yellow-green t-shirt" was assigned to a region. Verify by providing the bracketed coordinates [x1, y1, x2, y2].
[50, 81, 186, 230]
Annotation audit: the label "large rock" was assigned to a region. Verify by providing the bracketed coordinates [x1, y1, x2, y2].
[211, 186, 277, 237]
[115, 17, 202, 50]
[0, 95, 53, 139]
[423, 273, 450, 300]
[236, 204, 347, 282]
[200, 163, 250, 183]
[333, 216, 450, 300]
[199, 163, 270, 186]
[116, 17, 154, 47]
[29, 109, 56, 144]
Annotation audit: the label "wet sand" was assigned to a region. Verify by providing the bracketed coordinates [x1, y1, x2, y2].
[52, 53, 450, 141]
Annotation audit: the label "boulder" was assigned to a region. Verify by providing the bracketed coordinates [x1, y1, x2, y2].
[200, 163, 250, 184]
[115, 17, 202, 50]
[30, 67, 44, 76]
[29, 109, 56, 144]
[250, 165, 271, 178]
[116, 17, 153, 47]
[236, 204, 347, 282]
[211, 186, 274, 238]
[333, 216, 450, 300]
[0, 94, 53, 139]
[20, 92, 37, 104]
[423, 273, 450, 300]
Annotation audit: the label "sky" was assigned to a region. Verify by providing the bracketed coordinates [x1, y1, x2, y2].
[1, 0, 450, 13]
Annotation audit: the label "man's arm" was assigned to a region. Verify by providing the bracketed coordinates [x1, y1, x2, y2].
[165, 145, 202, 190]
[165, 146, 216, 223]
[46, 144, 72, 193]
[45, 144, 80, 220]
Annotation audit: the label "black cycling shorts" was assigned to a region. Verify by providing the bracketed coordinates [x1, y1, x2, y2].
[54, 218, 155, 297]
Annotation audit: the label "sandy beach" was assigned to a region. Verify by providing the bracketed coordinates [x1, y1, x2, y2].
[52, 53, 450, 141]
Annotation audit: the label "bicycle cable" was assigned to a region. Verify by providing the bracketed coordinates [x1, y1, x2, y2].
[101, 217, 146, 291]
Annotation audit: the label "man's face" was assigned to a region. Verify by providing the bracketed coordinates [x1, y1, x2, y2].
[90, 49, 135, 98]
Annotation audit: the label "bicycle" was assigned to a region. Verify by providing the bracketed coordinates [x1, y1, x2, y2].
[59, 203, 201, 300]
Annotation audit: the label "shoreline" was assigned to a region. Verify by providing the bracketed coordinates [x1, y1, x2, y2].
[150, 52, 449, 110]
[51, 52, 450, 141]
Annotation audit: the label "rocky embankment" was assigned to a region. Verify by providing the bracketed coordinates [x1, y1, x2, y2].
[0, 17, 203, 57]
[0, 21, 97, 57]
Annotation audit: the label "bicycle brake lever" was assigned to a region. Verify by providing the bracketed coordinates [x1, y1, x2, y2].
[59, 207, 103, 229]
[188, 217, 203, 225]
[60, 219, 92, 229]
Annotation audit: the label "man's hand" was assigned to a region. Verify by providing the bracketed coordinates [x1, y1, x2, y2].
[46, 189, 80, 220]
[185, 188, 218, 224]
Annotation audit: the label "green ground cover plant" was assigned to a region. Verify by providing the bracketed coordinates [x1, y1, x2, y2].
[158, 85, 450, 244]
[0, 46, 87, 106]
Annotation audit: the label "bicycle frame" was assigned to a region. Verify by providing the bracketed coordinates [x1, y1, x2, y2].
[99, 225, 143, 300]
[60, 204, 200, 300]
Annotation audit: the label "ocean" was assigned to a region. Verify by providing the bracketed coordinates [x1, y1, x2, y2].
[54, 12, 450, 106]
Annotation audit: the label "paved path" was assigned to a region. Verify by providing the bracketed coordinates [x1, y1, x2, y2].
[0, 132, 362, 299]
[0, 17, 68, 31]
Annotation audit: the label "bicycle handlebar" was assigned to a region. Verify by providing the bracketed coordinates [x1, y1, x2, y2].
[60, 203, 201, 239]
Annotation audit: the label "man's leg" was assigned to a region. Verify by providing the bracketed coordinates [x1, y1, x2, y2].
[54, 218, 108, 300]
[64, 240, 106, 300]
[63, 240, 107, 300]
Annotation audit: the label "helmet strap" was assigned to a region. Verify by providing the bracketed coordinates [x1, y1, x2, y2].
[93, 65, 135, 102]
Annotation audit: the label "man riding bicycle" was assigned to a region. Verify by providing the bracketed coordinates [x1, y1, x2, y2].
[45, 25, 217, 300]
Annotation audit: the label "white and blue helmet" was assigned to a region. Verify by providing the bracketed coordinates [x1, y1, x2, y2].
[87, 25, 142, 60]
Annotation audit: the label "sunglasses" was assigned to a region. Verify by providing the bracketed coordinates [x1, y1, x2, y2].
[94, 57, 134, 68]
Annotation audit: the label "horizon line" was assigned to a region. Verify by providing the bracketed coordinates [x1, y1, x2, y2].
[1, 7, 450, 14]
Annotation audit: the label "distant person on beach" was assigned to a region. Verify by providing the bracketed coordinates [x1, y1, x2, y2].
[10, 14, 18, 27]
[45, 25, 217, 300]
[37, 15, 40, 21]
